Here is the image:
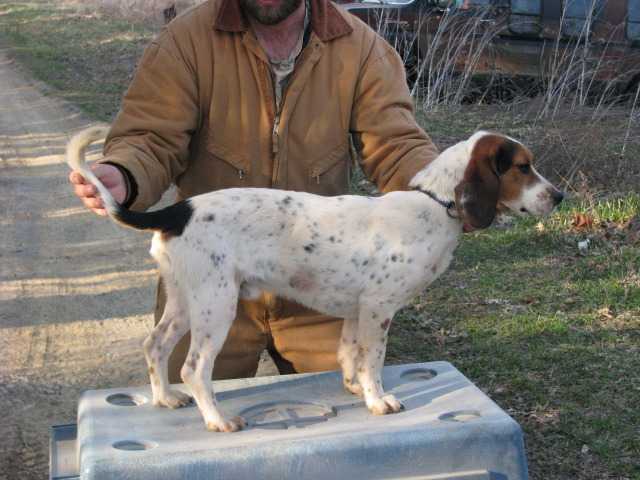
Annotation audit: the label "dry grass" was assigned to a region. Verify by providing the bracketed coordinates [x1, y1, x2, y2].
[61, 0, 201, 24]
[368, 3, 640, 197]
[415, 103, 640, 198]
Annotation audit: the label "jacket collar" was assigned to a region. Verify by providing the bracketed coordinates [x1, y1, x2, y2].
[214, 0, 352, 41]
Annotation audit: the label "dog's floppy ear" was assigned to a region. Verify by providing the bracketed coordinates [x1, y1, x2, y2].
[454, 134, 514, 230]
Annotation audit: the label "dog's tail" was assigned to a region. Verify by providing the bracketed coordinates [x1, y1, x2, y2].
[67, 125, 194, 237]
[67, 125, 118, 214]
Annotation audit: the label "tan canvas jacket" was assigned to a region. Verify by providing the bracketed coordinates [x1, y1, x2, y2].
[103, 0, 439, 210]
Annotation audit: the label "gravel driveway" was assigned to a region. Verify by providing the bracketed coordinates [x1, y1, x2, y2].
[0, 48, 277, 479]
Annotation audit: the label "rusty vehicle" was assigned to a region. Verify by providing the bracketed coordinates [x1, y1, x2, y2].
[339, 0, 640, 97]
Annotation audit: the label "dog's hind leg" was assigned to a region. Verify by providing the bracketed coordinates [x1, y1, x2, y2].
[338, 318, 363, 396]
[180, 279, 246, 432]
[356, 303, 404, 415]
[143, 276, 192, 409]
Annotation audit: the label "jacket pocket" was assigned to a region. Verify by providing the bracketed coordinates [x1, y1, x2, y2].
[306, 141, 351, 195]
[206, 137, 251, 177]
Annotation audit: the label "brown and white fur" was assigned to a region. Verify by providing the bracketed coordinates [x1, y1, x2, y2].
[67, 127, 563, 432]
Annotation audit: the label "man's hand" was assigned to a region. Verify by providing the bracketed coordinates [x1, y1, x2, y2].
[69, 163, 127, 216]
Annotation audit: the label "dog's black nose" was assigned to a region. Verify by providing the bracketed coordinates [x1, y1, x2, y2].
[551, 190, 565, 205]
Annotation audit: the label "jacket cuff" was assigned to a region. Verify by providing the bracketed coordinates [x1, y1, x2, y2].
[102, 161, 139, 209]
[387, 152, 434, 192]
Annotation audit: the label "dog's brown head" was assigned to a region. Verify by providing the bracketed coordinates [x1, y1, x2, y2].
[454, 133, 564, 232]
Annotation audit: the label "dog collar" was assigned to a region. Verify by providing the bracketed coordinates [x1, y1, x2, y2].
[413, 187, 457, 218]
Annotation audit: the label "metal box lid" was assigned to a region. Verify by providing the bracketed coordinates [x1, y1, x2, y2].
[72, 362, 527, 479]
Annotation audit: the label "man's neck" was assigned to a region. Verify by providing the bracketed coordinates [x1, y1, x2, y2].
[249, 1, 306, 61]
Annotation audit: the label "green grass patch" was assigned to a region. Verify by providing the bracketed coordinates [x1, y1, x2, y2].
[388, 194, 640, 479]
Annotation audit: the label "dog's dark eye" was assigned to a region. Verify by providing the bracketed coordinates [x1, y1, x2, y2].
[518, 164, 531, 174]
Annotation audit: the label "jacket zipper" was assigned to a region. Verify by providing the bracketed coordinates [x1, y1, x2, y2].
[270, 78, 287, 180]
[271, 73, 293, 156]
[268, 40, 317, 182]
[271, 111, 280, 155]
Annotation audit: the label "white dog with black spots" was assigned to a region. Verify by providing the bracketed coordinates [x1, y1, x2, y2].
[67, 126, 563, 432]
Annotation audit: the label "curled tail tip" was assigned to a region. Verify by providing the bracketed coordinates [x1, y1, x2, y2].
[68, 124, 110, 144]
[67, 125, 110, 168]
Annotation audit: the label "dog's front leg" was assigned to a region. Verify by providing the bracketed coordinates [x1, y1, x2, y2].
[356, 304, 403, 415]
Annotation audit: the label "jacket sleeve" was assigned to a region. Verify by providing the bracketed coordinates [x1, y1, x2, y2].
[102, 28, 199, 211]
[350, 38, 439, 193]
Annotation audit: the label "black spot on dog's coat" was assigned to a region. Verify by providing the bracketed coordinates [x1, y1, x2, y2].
[210, 253, 225, 268]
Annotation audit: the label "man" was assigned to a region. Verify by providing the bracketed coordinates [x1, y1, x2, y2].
[69, 0, 439, 382]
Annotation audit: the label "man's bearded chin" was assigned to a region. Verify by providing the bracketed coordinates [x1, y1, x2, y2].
[240, 0, 302, 25]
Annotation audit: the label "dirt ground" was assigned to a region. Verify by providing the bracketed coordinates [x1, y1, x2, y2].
[0, 48, 275, 479]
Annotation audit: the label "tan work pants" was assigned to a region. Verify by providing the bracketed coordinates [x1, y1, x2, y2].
[154, 278, 343, 382]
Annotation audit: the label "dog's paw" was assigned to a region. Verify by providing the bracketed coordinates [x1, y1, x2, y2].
[343, 379, 364, 397]
[367, 394, 404, 415]
[382, 394, 404, 412]
[206, 416, 247, 433]
[154, 389, 192, 409]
